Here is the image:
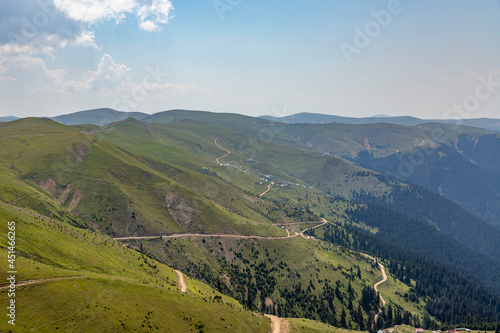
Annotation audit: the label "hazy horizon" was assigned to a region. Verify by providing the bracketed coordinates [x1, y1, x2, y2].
[3, 108, 500, 121]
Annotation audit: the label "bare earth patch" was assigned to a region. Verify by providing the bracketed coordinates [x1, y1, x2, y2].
[69, 190, 82, 211]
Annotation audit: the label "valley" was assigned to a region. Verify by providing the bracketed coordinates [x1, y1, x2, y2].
[0, 110, 499, 332]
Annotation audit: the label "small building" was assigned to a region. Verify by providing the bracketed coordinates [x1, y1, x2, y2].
[416, 329, 424, 333]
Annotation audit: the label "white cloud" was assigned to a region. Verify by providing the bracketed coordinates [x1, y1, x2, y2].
[139, 20, 159, 32]
[0, 0, 174, 88]
[0, 54, 66, 90]
[53, 0, 137, 23]
[53, 0, 174, 31]
[64, 53, 130, 91]
[0, 0, 98, 59]
[0, 0, 174, 59]
[72, 30, 98, 48]
[0, 0, 195, 116]
[137, 0, 173, 31]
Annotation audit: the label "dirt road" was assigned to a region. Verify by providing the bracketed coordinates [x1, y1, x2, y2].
[362, 254, 388, 323]
[373, 261, 387, 307]
[259, 181, 274, 197]
[0, 132, 62, 138]
[391, 133, 425, 147]
[114, 219, 327, 242]
[214, 138, 231, 164]
[113, 220, 329, 333]
[175, 270, 188, 293]
[0, 276, 84, 290]
[265, 314, 289, 333]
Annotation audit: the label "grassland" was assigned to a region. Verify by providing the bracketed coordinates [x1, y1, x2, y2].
[130, 225, 424, 328]
[0, 201, 269, 332]
[0, 116, 440, 331]
[288, 317, 366, 332]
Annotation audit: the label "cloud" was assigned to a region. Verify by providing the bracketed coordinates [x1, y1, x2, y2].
[0, 0, 97, 58]
[0, 0, 189, 115]
[0, 54, 66, 90]
[72, 30, 98, 48]
[53, 0, 174, 31]
[0, 0, 174, 89]
[64, 54, 205, 96]
[64, 53, 130, 91]
[137, 0, 174, 32]
[0, 0, 174, 58]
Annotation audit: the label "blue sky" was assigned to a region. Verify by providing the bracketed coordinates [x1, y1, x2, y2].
[1, 0, 500, 119]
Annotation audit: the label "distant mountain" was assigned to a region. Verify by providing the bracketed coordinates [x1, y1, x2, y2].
[50, 108, 149, 125]
[260, 112, 500, 132]
[279, 120, 500, 229]
[452, 118, 500, 132]
[48, 109, 500, 132]
[0, 116, 19, 123]
[260, 112, 425, 126]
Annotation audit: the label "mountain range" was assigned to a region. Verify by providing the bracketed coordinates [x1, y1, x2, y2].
[260, 112, 500, 132]
[1, 108, 499, 332]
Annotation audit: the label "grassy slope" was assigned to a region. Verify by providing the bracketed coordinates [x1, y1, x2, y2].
[134, 227, 422, 325]
[0, 201, 269, 332]
[51, 108, 149, 125]
[142, 109, 303, 148]
[0, 118, 283, 238]
[81, 117, 430, 321]
[100, 119, 391, 201]
[0, 116, 466, 329]
[288, 318, 366, 332]
[280, 122, 492, 159]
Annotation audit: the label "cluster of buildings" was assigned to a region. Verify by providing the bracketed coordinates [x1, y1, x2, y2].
[378, 327, 470, 333]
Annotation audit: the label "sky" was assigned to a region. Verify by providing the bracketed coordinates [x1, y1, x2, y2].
[1, 0, 500, 119]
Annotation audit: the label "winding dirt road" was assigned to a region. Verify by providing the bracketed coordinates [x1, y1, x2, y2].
[114, 219, 328, 333]
[214, 138, 231, 164]
[114, 219, 327, 242]
[373, 263, 387, 307]
[0, 276, 84, 290]
[362, 254, 388, 323]
[175, 270, 188, 293]
[259, 181, 274, 197]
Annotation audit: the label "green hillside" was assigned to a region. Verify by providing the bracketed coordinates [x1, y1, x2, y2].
[0, 118, 281, 238]
[0, 201, 269, 332]
[50, 108, 149, 125]
[1, 113, 499, 331]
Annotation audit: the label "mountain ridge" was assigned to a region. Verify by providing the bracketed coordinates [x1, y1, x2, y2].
[260, 112, 500, 132]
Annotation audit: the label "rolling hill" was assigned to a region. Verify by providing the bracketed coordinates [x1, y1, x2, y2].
[273, 120, 500, 229]
[50, 108, 149, 125]
[260, 112, 500, 132]
[0, 190, 269, 332]
[1, 111, 500, 331]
